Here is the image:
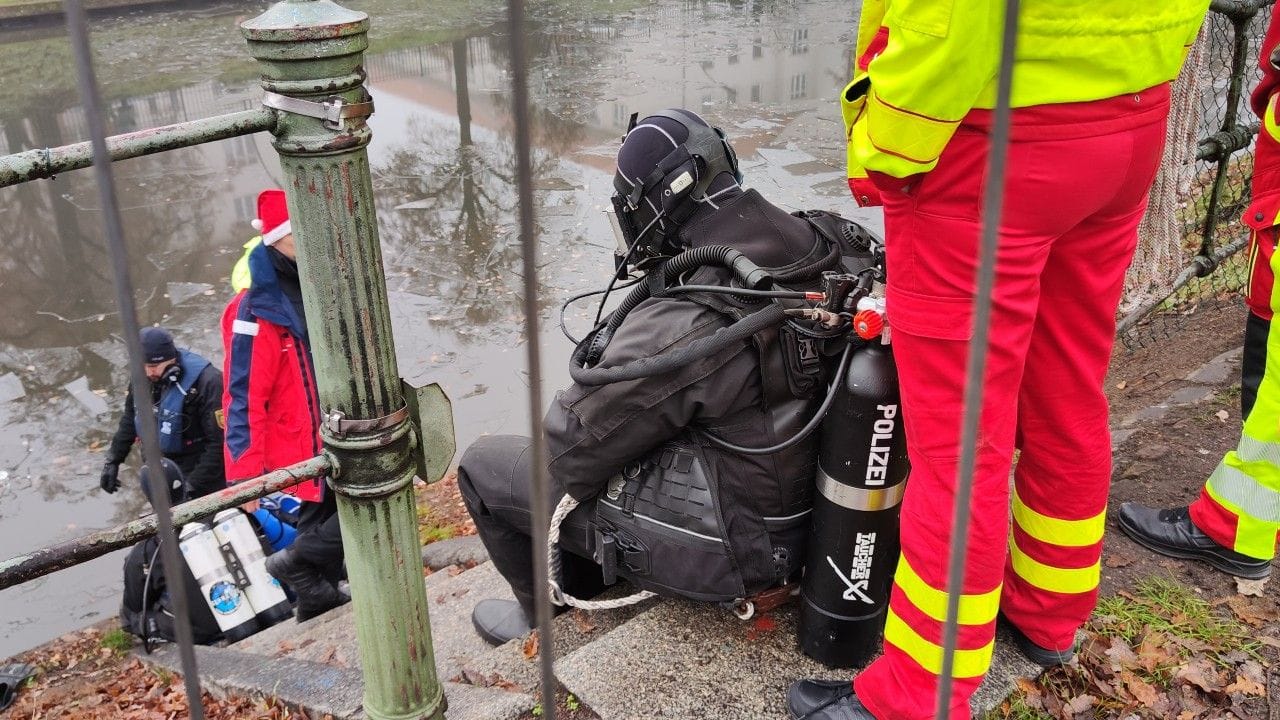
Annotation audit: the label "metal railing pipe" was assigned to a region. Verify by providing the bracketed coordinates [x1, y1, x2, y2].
[1197, 123, 1259, 162]
[506, 0, 558, 718]
[0, 108, 278, 188]
[0, 455, 330, 590]
[241, 2, 444, 718]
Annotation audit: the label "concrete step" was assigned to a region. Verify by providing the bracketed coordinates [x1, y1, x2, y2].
[459, 584, 658, 692]
[141, 644, 533, 720]
[143, 555, 1045, 720]
[231, 563, 490, 678]
[551, 598, 1042, 720]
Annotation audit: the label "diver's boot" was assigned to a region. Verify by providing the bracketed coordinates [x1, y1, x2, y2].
[265, 547, 349, 622]
[786, 679, 875, 719]
[471, 599, 534, 647]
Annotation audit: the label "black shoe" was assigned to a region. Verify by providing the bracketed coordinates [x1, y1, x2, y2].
[999, 615, 1074, 668]
[1117, 503, 1271, 580]
[265, 547, 349, 622]
[786, 679, 875, 720]
[471, 599, 534, 647]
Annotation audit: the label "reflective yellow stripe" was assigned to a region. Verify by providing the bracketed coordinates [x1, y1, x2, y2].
[859, 90, 958, 173]
[1206, 458, 1280, 524]
[1008, 536, 1100, 595]
[894, 554, 1001, 626]
[1234, 434, 1280, 468]
[1203, 479, 1280, 560]
[1011, 488, 1106, 547]
[1266, 94, 1280, 145]
[883, 609, 994, 679]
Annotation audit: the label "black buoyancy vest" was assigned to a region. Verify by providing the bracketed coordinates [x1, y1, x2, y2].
[592, 209, 873, 604]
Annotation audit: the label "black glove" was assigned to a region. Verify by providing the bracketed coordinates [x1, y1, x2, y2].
[99, 462, 120, 494]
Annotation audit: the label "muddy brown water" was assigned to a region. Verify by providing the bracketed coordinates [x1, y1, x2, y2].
[0, 0, 873, 656]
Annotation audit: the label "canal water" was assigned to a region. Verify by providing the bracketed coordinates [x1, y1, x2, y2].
[0, 0, 874, 656]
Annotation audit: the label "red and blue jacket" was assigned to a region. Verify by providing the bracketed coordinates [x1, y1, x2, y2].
[221, 242, 325, 501]
[1245, 10, 1280, 321]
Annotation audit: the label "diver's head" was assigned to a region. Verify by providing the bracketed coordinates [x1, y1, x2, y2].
[608, 109, 740, 269]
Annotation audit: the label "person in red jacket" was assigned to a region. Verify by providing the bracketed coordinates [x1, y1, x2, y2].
[222, 189, 347, 622]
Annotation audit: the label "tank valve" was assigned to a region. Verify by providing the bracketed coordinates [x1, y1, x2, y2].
[852, 309, 884, 340]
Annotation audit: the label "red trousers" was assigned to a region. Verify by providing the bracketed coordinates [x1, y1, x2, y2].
[854, 87, 1170, 720]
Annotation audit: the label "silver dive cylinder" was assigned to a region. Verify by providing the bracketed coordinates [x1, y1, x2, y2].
[212, 509, 293, 628]
[178, 522, 260, 642]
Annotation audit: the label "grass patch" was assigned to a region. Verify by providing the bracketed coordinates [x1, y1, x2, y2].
[990, 574, 1267, 719]
[99, 627, 134, 654]
[1092, 576, 1260, 669]
[984, 691, 1056, 720]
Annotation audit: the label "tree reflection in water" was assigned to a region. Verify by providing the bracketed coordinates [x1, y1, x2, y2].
[372, 32, 598, 338]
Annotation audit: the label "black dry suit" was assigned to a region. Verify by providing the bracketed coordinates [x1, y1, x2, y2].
[546, 189, 872, 603]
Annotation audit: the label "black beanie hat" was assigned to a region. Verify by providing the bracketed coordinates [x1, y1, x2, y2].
[140, 327, 178, 364]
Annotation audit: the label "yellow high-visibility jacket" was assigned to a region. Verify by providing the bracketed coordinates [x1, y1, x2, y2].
[842, 0, 1210, 181]
[231, 236, 263, 293]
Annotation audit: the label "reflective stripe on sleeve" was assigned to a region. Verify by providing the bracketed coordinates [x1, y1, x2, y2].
[232, 319, 260, 336]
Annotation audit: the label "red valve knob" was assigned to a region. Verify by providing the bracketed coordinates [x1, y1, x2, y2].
[852, 309, 884, 340]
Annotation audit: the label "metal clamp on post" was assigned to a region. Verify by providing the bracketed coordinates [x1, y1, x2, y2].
[261, 90, 375, 131]
[324, 405, 409, 440]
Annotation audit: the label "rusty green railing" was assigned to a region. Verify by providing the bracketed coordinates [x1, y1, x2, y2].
[0, 2, 450, 718]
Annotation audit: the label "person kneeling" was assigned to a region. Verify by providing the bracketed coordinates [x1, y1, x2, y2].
[459, 109, 875, 645]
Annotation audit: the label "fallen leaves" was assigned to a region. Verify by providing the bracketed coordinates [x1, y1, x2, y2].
[6, 626, 310, 719]
[521, 630, 540, 660]
[1233, 576, 1269, 597]
[995, 577, 1278, 720]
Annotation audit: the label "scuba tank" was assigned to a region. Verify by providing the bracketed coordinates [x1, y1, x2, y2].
[247, 502, 294, 550]
[178, 523, 260, 642]
[798, 300, 909, 668]
[212, 509, 293, 628]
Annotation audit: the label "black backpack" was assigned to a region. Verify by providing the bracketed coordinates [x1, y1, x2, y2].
[119, 535, 223, 651]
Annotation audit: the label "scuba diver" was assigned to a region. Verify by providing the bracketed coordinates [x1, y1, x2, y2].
[460, 108, 881, 646]
[99, 326, 225, 501]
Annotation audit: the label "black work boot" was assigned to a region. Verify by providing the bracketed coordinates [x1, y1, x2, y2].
[999, 614, 1075, 667]
[265, 547, 350, 622]
[1117, 503, 1271, 580]
[786, 679, 876, 720]
[471, 599, 534, 647]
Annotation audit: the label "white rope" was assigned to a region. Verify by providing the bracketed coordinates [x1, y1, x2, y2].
[547, 494, 656, 610]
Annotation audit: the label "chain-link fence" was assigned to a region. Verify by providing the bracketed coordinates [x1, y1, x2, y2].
[1121, 0, 1273, 347]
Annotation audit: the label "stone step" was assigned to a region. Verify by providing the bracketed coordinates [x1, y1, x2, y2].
[141, 644, 534, 720]
[551, 598, 1042, 720]
[459, 584, 658, 693]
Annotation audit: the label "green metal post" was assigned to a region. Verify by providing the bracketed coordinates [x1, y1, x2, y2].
[241, 3, 445, 719]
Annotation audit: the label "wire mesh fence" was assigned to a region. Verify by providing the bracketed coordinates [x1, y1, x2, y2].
[1121, 1, 1273, 348]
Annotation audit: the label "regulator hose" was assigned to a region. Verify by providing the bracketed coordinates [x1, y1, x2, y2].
[597, 245, 771, 346]
[701, 340, 854, 455]
[570, 303, 789, 385]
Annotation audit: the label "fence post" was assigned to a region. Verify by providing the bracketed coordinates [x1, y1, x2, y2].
[241, 3, 445, 719]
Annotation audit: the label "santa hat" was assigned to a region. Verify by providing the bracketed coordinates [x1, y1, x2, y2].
[251, 189, 292, 246]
